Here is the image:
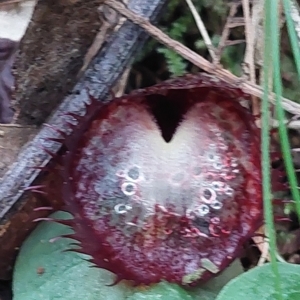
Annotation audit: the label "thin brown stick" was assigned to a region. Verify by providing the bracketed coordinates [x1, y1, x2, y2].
[185, 0, 216, 61]
[242, 0, 260, 116]
[104, 0, 300, 115]
[78, 5, 119, 78]
[217, 3, 239, 62]
[113, 67, 131, 97]
[0, 123, 35, 128]
[253, 226, 271, 264]
[0, 0, 23, 6]
[243, 0, 255, 79]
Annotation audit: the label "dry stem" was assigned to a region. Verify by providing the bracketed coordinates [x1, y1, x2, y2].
[242, 0, 260, 116]
[184, 0, 217, 61]
[216, 2, 240, 61]
[0, 0, 23, 7]
[104, 0, 300, 115]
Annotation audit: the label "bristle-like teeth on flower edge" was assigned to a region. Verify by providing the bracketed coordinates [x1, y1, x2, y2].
[64, 121, 78, 130]
[106, 276, 124, 287]
[33, 217, 55, 223]
[252, 233, 266, 239]
[272, 199, 294, 205]
[34, 206, 53, 212]
[64, 112, 82, 122]
[45, 137, 64, 143]
[44, 123, 67, 137]
[29, 166, 51, 171]
[24, 185, 46, 191]
[38, 146, 56, 158]
[30, 189, 47, 195]
[24, 185, 47, 195]
[54, 219, 74, 227]
[274, 216, 292, 223]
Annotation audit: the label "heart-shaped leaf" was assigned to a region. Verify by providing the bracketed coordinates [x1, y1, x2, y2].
[216, 262, 300, 300]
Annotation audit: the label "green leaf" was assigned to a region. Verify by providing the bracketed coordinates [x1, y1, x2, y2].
[13, 212, 243, 300]
[216, 263, 300, 300]
[190, 260, 244, 300]
[126, 282, 193, 300]
[157, 47, 187, 76]
[13, 212, 133, 300]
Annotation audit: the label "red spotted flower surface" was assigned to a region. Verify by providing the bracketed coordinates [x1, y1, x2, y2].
[43, 73, 285, 286]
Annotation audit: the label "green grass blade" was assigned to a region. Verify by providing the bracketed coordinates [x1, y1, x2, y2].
[262, 1, 283, 299]
[282, 0, 300, 219]
[283, 0, 300, 77]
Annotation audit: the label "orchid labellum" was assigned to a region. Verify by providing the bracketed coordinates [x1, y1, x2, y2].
[40, 73, 285, 286]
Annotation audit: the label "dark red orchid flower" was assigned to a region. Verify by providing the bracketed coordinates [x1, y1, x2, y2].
[41, 73, 285, 286]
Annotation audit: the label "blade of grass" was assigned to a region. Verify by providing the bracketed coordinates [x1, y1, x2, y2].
[282, 0, 300, 219]
[283, 0, 300, 76]
[262, 1, 283, 299]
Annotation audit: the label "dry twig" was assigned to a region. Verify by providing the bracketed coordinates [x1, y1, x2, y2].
[253, 226, 271, 265]
[184, 0, 217, 62]
[216, 2, 241, 62]
[113, 67, 131, 97]
[0, 0, 23, 7]
[78, 5, 119, 78]
[104, 0, 300, 115]
[242, 0, 260, 116]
